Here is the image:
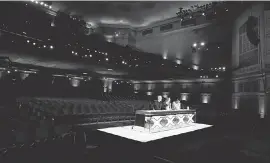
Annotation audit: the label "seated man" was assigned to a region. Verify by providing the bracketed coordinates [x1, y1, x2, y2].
[149, 95, 163, 110]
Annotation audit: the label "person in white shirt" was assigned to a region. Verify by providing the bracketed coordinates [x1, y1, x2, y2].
[172, 97, 181, 110]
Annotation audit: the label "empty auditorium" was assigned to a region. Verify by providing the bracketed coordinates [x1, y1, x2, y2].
[0, 1, 269, 163]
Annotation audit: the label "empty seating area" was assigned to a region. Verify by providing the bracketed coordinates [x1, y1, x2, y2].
[0, 131, 86, 163]
[17, 97, 150, 126]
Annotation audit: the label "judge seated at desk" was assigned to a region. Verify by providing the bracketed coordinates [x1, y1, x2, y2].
[149, 95, 164, 110]
[172, 97, 181, 110]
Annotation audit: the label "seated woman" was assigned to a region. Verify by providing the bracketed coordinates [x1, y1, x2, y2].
[172, 97, 181, 110]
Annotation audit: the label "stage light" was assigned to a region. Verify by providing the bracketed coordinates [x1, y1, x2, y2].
[105, 58, 109, 61]
[163, 56, 167, 59]
[75, 52, 78, 55]
[49, 6, 52, 9]
[40, 2, 44, 5]
[216, 75, 219, 78]
[223, 67, 226, 70]
[122, 61, 125, 64]
[200, 42, 205, 46]
[33, 42, 36, 45]
[193, 43, 197, 47]
[116, 34, 119, 37]
[105, 53, 108, 56]
[7, 70, 11, 74]
[43, 45, 46, 48]
[84, 55, 87, 57]
[50, 45, 53, 49]
[225, 9, 228, 12]
[44, 4, 47, 7]
[35, 1, 38, 4]
[218, 46, 220, 49]
[89, 55, 92, 57]
[202, 13, 205, 16]
[72, 51, 74, 54]
[27, 40, 30, 43]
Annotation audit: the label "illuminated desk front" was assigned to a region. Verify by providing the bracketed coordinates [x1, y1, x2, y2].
[134, 110, 196, 133]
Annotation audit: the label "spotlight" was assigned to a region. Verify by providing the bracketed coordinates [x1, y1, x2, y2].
[163, 56, 167, 59]
[50, 45, 53, 49]
[193, 43, 197, 47]
[202, 13, 205, 16]
[35, 1, 38, 4]
[85, 55, 87, 57]
[44, 4, 47, 7]
[122, 61, 125, 64]
[40, 2, 44, 5]
[27, 40, 30, 43]
[216, 75, 219, 78]
[49, 6, 52, 9]
[200, 42, 205, 46]
[89, 55, 92, 57]
[7, 70, 11, 73]
[72, 51, 74, 54]
[105, 58, 109, 61]
[43, 45, 46, 48]
[33, 42, 36, 45]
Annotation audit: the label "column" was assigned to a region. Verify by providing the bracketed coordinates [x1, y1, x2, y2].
[232, 95, 240, 109]
[258, 95, 266, 118]
[234, 81, 239, 92]
[103, 78, 115, 93]
[259, 79, 264, 92]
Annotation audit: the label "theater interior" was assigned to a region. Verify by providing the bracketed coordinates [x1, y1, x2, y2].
[0, 1, 269, 163]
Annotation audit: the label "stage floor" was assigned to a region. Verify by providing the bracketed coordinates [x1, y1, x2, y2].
[98, 123, 212, 143]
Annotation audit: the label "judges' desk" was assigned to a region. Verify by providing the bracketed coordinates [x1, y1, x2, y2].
[134, 110, 196, 133]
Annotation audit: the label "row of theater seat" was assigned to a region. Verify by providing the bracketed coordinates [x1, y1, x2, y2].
[17, 97, 150, 125]
[0, 131, 83, 163]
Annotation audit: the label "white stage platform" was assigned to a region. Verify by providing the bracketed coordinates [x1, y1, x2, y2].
[98, 123, 212, 143]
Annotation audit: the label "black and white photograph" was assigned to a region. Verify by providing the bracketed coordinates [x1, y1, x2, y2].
[0, 1, 269, 163]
